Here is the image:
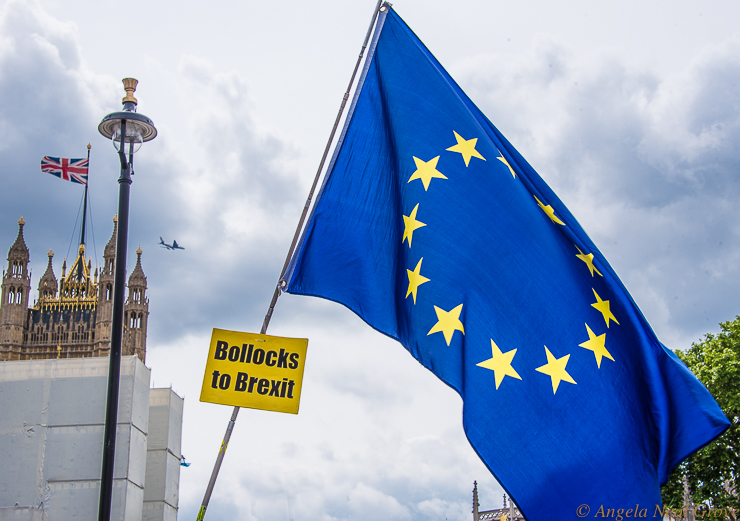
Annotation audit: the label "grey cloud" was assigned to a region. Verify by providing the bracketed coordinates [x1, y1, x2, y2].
[0, 0, 119, 272]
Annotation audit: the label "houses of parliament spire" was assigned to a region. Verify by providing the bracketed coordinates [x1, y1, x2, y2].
[0, 216, 149, 362]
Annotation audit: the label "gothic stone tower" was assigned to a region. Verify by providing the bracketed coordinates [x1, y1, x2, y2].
[0, 217, 32, 360]
[0, 216, 149, 362]
[93, 216, 117, 357]
[124, 247, 149, 362]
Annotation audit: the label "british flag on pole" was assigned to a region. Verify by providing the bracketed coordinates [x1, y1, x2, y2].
[40, 156, 89, 185]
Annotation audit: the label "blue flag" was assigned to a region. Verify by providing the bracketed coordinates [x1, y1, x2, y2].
[284, 8, 729, 519]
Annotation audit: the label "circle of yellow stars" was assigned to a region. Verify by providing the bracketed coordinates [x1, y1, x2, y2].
[402, 130, 621, 395]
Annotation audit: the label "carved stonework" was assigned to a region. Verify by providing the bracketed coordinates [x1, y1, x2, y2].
[473, 485, 525, 521]
[0, 216, 148, 362]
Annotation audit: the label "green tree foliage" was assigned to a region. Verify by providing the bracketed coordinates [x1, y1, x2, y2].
[661, 316, 740, 517]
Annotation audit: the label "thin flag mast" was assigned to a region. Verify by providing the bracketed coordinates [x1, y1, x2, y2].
[77, 143, 91, 282]
[195, 1, 389, 519]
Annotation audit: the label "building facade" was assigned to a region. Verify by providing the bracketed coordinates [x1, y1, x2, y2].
[0, 216, 148, 362]
[0, 355, 182, 521]
[472, 482, 524, 521]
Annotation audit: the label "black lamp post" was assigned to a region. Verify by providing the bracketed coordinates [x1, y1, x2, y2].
[97, 78, 157, 521]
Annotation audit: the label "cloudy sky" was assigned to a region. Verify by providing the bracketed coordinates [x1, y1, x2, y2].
[2, 0, 740, 519]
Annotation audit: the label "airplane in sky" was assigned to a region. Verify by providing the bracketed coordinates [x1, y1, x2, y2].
[159, 237, 185, 250]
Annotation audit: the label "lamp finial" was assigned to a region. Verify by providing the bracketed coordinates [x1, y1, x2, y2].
[122, 78, 138, 105]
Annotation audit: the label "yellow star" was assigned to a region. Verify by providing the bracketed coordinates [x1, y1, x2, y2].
[408, 156, 447, 191]
[535, 346, 577, 394]
[446, 131, 486, 167]
[575, 246, 602, 277]
[579, 323, 614, 368]
[534, 195, 565, 226]
[402, 204, 427, 247]
[477, 339, 522, 389]
[427, 303, 465, 346]
[591, 289, 619, 328]
[406, 258, 430, 305]
[496, 153, 516, 178]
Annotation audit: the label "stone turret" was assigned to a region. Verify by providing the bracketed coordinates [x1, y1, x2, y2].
[124, 246, 149, 362]
[472, 481, 479, 521]
[38, 249, 58, 301]
[94, 215, 117, 356]
[0, 217, 32, 360]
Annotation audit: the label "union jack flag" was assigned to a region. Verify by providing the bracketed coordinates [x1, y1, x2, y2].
[40, 156, 89, 185]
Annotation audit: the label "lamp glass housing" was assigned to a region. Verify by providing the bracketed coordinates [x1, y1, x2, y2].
[111, 122, 144, 154]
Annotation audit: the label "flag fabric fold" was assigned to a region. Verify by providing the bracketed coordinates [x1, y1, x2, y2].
[284, 8, 729, 519]
[41, 156, 89, 185]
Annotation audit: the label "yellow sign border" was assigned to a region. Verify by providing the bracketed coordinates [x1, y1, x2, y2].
[200, 328, 308, 414]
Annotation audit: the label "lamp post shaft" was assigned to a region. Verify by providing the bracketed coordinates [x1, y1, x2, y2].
[98, 119, 133, 521]
[96, 79, 156, 519]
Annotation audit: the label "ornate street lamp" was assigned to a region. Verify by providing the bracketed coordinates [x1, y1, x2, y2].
[97, 78, 157, 521]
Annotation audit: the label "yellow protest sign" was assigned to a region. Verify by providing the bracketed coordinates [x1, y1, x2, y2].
[200, 328, 308, 414]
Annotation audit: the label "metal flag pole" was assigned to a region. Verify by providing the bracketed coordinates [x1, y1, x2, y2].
[195, 1, 387, 519]
[78, 144, 91, 282]
[80, 144, 91, 248]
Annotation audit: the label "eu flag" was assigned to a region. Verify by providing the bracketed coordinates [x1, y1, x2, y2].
[283, 7, 729, 519]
